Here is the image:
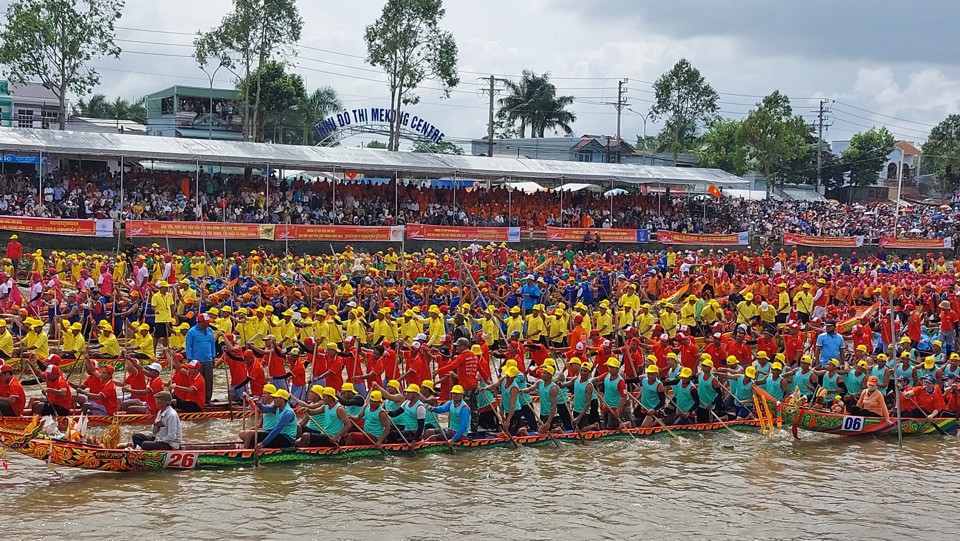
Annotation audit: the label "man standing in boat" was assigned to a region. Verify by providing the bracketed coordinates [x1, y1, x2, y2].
[186, 313, 217, 403]
[130, 391, 182, 451]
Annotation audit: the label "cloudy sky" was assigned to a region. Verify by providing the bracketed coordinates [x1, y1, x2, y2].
[5, 0, 958, 150]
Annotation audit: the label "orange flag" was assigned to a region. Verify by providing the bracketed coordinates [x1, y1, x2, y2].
[708, 184, 722, 199]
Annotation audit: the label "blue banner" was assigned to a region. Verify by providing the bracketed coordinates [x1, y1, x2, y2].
[636, 229, 650, 243]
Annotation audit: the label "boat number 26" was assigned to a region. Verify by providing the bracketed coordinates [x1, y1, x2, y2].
[164, 452, 198, 469]
[841, 416, 864, 432]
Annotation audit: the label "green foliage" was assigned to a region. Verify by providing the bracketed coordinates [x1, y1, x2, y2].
[742, 90, 811, 194]
[365, 140, 388, 149]
[696, 119, 749, 176]
[497, 70, 577, 138]
[365, 0, 459, 151]
[194, 0, 303, 141]
[72, 94, 145, 122]
[923, 115, 960, 199]
[237, 61, 306, 142]
[0, 0, 123, 129]
[650, 59, 720, 162]
[411, 140, 463, 154]
[842, 127, 896, 187]
[635, 134, 657, 152]
[295, 87, 343, 145]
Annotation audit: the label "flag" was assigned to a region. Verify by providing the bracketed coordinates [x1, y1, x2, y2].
[708, 184, 722, 199]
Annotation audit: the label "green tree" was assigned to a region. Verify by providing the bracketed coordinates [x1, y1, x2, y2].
[635, 134, 657, 152]
[73, 94, 146, 122]
[296, 87, 343, 145]
[923, 115, 960, 200]
[411, 140, 463, 154]
[696, 119, 749, 176]
[237, 60, 306, 142]
[842, 127, 895, 187]
[743, 90, 811, 196]
[365, 0, 459, 151]
[0, 0, 123, 130]
[497, 70, 577, 138]
[365, 140, 388, 149]
[194, 0, 303, 142]
[933, 165, 960, 201]
[649, 59, 720, 164]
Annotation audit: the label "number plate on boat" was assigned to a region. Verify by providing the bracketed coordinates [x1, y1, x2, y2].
[164, 452, 197, 469]
[841, 416, 864, 432]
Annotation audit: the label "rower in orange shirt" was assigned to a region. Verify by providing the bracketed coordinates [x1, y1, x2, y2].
[0, 364, 26, 416]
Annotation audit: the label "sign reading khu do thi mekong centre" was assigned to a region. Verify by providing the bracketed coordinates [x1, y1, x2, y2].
[314, 107, 446, 143]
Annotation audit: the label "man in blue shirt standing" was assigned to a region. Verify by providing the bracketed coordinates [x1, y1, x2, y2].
[519, 275, 540, 315]
[815, 319, 846, 367]
[186, 313, 217, 402]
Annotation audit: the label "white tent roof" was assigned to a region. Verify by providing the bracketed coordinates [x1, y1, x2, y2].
[0, 127, 749, 187]
[557, 182, 601, 192]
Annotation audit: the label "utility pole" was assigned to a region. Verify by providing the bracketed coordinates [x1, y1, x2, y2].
[610, 79, 628, 163]
[815, 99, 832, 194]
[480, 75, 501, 157]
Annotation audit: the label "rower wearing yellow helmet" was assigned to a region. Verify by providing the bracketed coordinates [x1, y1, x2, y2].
[635, 364, 665, 428]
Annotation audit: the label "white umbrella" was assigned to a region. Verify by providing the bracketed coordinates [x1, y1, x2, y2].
[604, 188, 628, 197]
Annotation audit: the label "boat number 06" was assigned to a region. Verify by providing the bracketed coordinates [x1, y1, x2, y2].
[164, 452, 198, 469]
[841, 416, 864, 432]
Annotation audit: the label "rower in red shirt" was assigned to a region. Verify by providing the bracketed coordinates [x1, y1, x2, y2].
[380, 341, 399, 383]
[402, 342, 430, 386]
[169, 358, 205, 412]
[244, 350, 266, 398]
[0, 364, 26, 416]
[287, 348, 307, 401]
[472, 333, 492, 382]
[703, 333, 728, 365]
[79, 364, 118, 416]
[314, 342, 345, 392]
[122, 359, 164, 414]
[29, 364, 72, 416]
[902, 375, 946, 419]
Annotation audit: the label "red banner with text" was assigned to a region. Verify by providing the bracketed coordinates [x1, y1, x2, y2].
[0, 216, 113, 237]
[657, 230, 749, 245]
[783, 232, 864, 248]
[405, 224, 520, 242]
[879, 236, 953, 249]
[275, 225, 403, 242]
[126, 220, 275, 240]
[545, 226, 647, 243]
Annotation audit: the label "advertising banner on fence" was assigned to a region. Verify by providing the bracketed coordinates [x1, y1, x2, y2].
[656, 230, 749, 245]
[275, 225, 403, 242]
[405, 224, 520, 242]
[545, 227, 649, 243]
[878, 236, 953, 249]
[783, 232, 864, 248]
[0, 216, 113, 237]
[126, 221, 276, 240]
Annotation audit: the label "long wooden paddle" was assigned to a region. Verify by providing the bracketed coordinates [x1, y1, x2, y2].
[902, 392, 949, 436]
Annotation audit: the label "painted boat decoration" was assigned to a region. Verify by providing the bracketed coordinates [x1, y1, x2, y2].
[0, 420, 761, 472]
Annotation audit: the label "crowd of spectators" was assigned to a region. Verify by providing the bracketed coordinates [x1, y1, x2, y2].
[0, 167, 957, 243]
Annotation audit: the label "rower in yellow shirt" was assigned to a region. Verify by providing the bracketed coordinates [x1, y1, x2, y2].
[59, 322, 86, 358]
[659, 305, 679, 337]
[94, 320, 122, 358]
[426, 306, 446, 345]
[735, 292, 759, 325]
[679, 295, 699, 328]
[0, 319, 15, 358]
[22, 318, 49, 360]
[525, 304, 548, 342]
[635, 304, 655, 339]
[594, 301, 613, 339]
[506, 306, 524, 339]
[169, 322, 189, 352]
[776, 282, 792, 324]
[793, 284, 813, 323]
[619, 285, 641, 326]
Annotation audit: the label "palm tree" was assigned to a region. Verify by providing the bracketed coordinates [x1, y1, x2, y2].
[295, 87, 343, 145]
[497, 70, 577, 138]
